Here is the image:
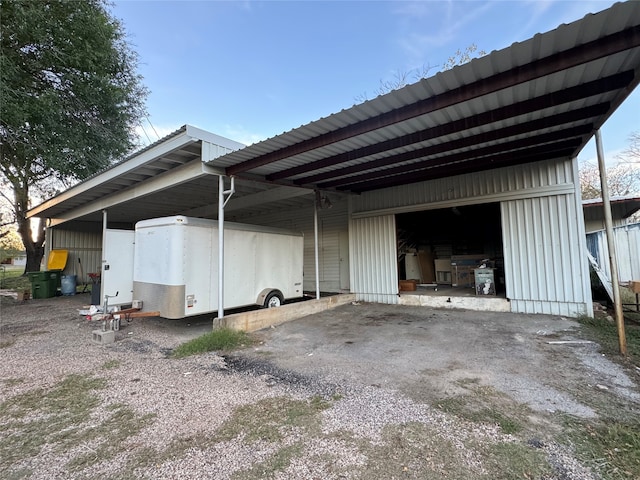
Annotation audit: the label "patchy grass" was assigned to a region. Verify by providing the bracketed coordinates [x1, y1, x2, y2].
[356, 422, 552, 480]
[111, 396, 333, 479]
[2, 378, 24, 388]
[576, 314, 640, 365]
[0, 339, 16, 349]
[0, 266, 30, 291]
[216, 396, 330, 444]
[101, 359, 121, 370]
[0, 374, 154, 478]
[233, 444, 304, 480]
[481, 441, 554, 480]
[435, 383, 527, 435]
[171, 327, 253, 358]
[561, 415, 640, 480]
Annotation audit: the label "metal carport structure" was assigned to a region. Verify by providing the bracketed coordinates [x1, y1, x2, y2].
[27, 1, 640, 317]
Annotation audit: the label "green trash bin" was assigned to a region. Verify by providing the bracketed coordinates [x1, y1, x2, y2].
[28, 270, 61, 299]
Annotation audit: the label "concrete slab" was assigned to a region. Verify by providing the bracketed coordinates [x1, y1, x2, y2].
[399, 292, 510, 311]
[213, 293, 356, 332]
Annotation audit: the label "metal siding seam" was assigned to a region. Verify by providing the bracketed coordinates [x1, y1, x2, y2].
[501, 202, 515, 302]
[565, 193, 582, 302]
[522, 199, 536, 301]
[539, 196, 554, 301]
[547, 196, 562, 301]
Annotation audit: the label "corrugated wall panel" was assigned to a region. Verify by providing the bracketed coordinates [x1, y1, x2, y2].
[49, 227, 103, 285]
[502, 195, 590, 316]
[586, 223, 640, 283]
[350, 215, 398, 304]
[352, 159, 574, 214]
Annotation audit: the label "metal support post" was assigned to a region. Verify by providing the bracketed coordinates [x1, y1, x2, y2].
[314, 192, 321, 299]
[218, 175, 235, 319]
[595, 129, 626, 355]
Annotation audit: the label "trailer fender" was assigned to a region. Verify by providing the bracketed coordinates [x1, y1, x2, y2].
[257, 289, 284, 308]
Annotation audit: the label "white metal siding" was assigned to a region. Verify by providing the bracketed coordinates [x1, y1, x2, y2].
[502, 195, 591, 316]
[352, 159, 574, 215]
[349, 158, 593, 316]
[587, 223, 640, 283]
[350, 215, 398, 304]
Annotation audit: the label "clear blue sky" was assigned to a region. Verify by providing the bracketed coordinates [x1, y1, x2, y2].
[111, 0, 639, 164]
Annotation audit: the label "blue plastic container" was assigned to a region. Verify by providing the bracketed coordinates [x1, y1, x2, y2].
[61, 274, 77, 296]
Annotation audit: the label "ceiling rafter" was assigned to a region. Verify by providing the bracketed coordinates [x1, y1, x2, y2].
[298, 108, 603, 186]
[268, 73, 629, 182]
[318, 125, 591, 189]
[345, 141, 582, 193]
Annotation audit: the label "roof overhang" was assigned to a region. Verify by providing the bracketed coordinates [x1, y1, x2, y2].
[28, 1, 640, 227]
[583, 196, 640, 222]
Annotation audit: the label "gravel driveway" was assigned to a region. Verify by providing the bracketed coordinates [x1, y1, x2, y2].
[1, 293, 638, 479]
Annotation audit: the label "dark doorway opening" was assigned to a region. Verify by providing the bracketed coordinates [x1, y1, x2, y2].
[396, 203, 504, 296]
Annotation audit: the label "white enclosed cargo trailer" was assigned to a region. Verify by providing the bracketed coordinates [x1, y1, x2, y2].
[133, 215, 304, 319]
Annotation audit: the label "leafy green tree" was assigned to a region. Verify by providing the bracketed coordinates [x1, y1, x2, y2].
[0, 0, 147, 273]
[0, 226, 23, 263]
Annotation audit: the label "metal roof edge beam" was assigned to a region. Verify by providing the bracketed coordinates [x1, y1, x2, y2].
[201, 163, 226, 176]
[27, 131, 199, 218]
[38, 159, 208, 224]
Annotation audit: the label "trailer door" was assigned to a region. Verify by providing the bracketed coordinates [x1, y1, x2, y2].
[102, 229, 134, 306]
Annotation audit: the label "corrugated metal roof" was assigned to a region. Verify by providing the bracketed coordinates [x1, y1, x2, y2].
[217, 1, 639, 194]
[28, 1, 640, 226]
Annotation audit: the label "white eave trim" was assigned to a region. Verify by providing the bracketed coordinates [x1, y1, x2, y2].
[46, 159, 211, 227]
[28, 130, 199, 218]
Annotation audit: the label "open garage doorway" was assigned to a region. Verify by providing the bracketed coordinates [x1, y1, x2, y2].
[396, 203, 505, 298]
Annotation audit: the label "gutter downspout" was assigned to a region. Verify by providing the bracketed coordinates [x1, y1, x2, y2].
[595, 129, 627, 355]
[218, 175, 235, 320]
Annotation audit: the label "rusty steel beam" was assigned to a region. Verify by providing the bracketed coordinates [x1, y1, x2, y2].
[335, 139, 582, 192]
[227, 27, 639, 176]
[298, 110, 600, 186]
[269, 73, 628, 182]
[317, 127, 589, 189]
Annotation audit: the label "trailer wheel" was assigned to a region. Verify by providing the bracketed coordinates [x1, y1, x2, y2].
[264, 291, 283, 308]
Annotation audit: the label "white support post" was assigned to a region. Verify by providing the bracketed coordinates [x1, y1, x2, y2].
[101, 209, 107, 308]
[595, 130, 626, 355]
[218, 175, 235, 319]
[314, 197, 320, 300]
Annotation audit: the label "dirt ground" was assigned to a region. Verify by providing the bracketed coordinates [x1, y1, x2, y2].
[1, 292, 639, 479]
[246, 303, 639, 417]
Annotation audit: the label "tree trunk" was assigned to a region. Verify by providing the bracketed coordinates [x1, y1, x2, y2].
[14, 183, 45, 275]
